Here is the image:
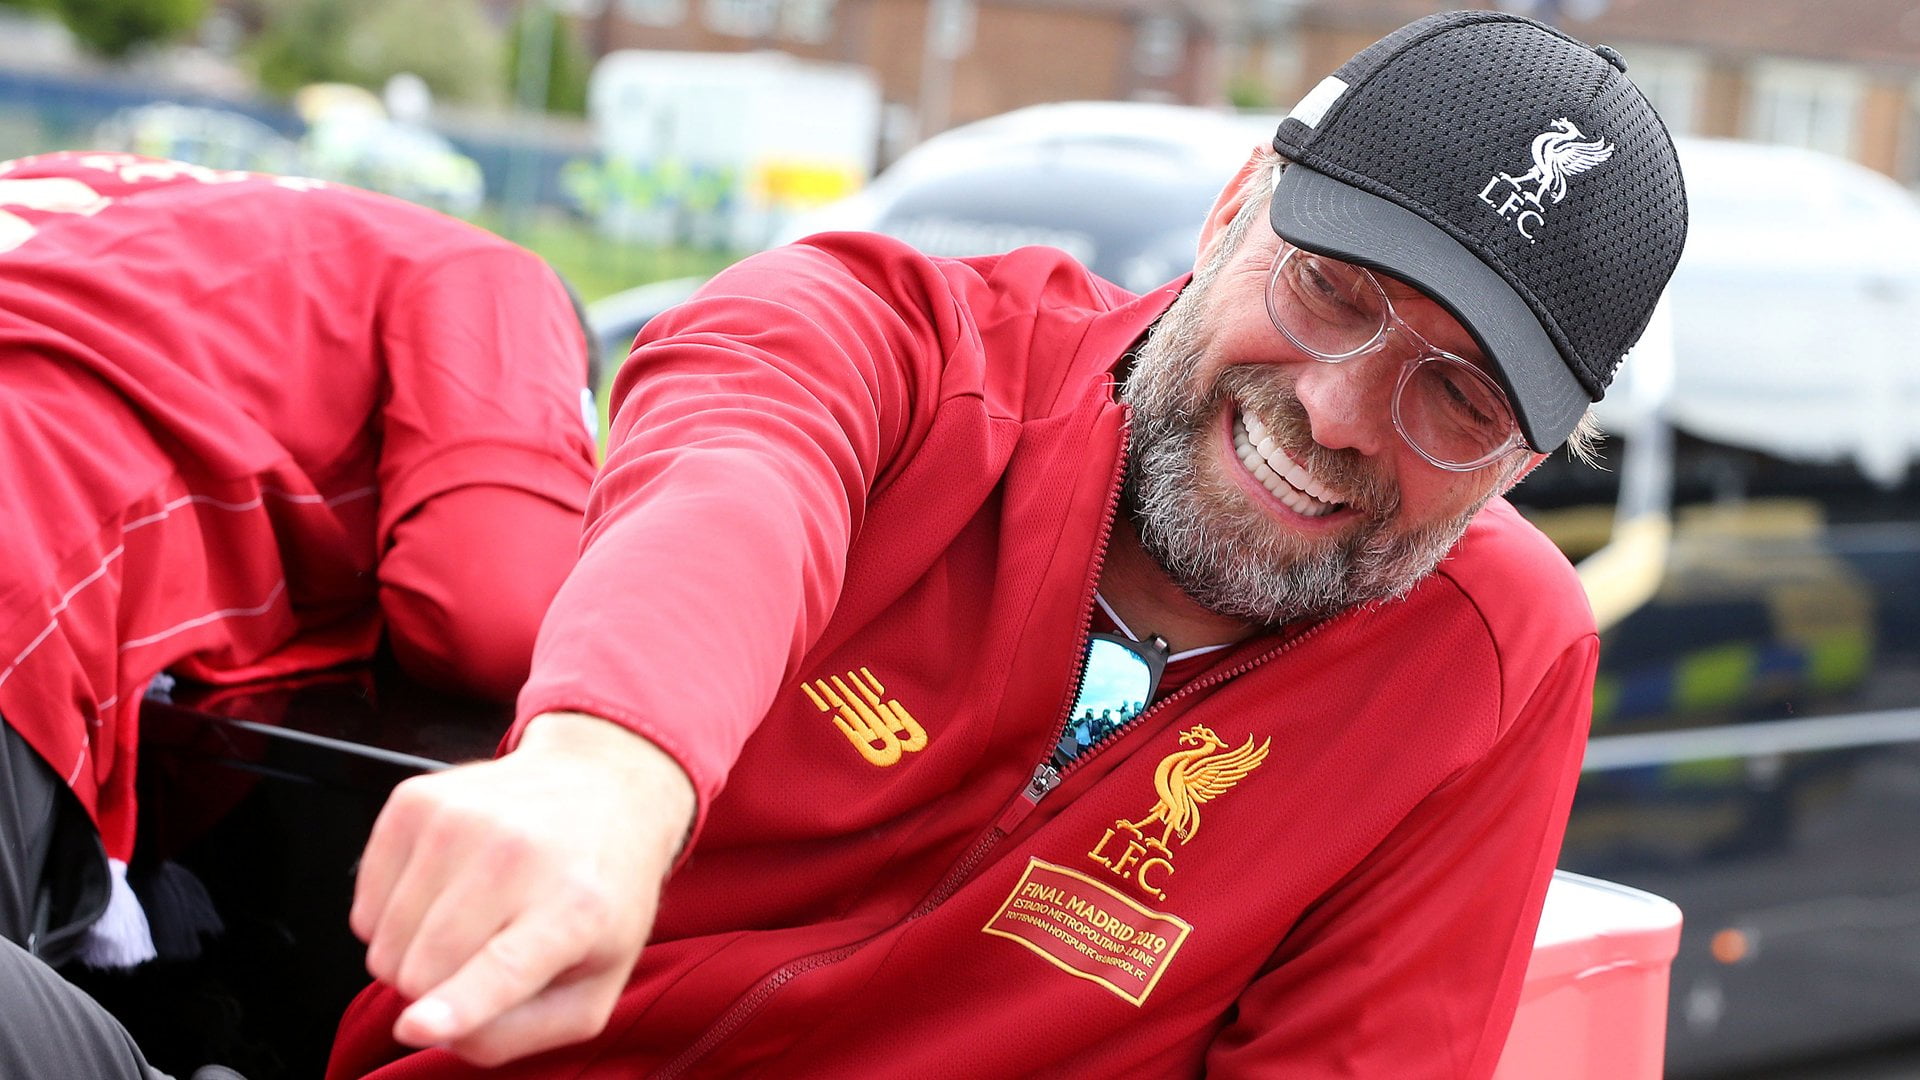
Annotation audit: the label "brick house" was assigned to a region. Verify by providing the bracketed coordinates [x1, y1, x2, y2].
[1237, 0, 1920, 185]
[567, 0, 1235, 144]
[565, 0, 1920, 184]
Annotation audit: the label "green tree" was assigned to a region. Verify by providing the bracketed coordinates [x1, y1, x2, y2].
[1226, 75, 1272, 111]
[49, 0, 206, 58]
[250, 0, 358, 96]
[250, 0, 506, 105]
[505, 6, 591, 116]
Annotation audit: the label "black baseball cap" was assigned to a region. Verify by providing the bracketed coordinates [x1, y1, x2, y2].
[1269, 10, 1687, 451]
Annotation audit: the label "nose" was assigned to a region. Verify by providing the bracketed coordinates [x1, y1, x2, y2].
[1286, 351, 1398, 458]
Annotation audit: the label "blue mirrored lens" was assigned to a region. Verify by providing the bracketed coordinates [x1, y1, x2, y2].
[1055, 638, 1155, 764]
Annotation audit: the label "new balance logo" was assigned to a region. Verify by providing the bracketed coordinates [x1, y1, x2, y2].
[803, 667, 928, 767]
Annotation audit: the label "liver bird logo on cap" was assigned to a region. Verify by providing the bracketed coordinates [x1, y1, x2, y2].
[1504, 118, 1615, 208]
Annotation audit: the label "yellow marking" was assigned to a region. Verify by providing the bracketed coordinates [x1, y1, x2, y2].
[1577, 511, 1671, 634]
[804, 667, 928, 767]
[982, 858, 1193, 1006]
[1090, 724, 1268, 896]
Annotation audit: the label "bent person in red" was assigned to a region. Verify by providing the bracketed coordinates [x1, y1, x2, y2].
[0, 153, 597, 975]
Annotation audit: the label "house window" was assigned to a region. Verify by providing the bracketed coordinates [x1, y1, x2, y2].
[780, 0, 835, 43]
[1747, 59, 1862, 159]
[1615, 45, 1702, 136]
[703, 0, 777, 37]
[620, 0, 686, 27]
[1901, 82, 1920, 188]
[1134, 16, 1185, 80]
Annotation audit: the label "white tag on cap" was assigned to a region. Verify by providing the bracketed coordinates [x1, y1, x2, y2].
[1287, 76, 1349, 129]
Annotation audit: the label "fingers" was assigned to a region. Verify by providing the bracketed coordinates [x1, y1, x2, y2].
[350, 776, 654, 1057]
[394, 910, 623, 1057]
[349, 777, 426, 944]
[355, 780, 483, 987]
[343, 717, 696, 1066]
[385, 844, 523, 1000]
[435, 963, 629, 1068]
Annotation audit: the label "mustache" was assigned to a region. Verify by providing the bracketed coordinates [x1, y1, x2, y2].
[1209, 366, 1400, 519]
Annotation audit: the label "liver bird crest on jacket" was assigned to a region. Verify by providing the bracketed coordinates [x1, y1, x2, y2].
[1123, 724, 1271, 848]
[1500, 118, 1614, 208]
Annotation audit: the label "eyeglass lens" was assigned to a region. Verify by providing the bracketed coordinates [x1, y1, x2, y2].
[1268, 247, 1390, 357]
[1394, 357, 1515, 467]
[1268, 248, 1519, 469]
[1055, 636, 1159, 766]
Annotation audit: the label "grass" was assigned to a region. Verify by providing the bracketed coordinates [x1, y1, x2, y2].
[471, 209, 744, 303]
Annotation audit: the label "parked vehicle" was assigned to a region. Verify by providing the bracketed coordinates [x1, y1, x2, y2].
[778, 100, 1274, 294]
[587, 101, 1274, 353]
[1546, 140, 1920, 1075]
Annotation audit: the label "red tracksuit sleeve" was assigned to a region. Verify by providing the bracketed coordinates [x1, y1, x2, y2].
[372, 243, 598, 700]
[512, 238, 956, 827]
[1204, 636, 1597, 1080]
[376, 484, 584, 702]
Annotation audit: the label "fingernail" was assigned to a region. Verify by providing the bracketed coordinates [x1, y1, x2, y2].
[405, 997, 457, 1042]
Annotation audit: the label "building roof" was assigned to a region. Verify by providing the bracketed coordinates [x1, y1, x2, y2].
[1294, 1, 1920, 72]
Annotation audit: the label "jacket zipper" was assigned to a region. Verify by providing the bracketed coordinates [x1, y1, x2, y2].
[653, 436, 1131, 1078]
[994, 609, 1338, 839]
[655, 415, 1339, 1077]
[652, 422, 1131, 1078]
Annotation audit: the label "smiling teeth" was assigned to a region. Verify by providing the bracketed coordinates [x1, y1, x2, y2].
[1232, 410, 1343, 518]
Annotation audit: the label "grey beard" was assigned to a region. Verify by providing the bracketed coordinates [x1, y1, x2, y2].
[1119, 277, 1484, 627]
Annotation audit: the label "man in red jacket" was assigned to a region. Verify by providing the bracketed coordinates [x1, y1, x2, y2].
[8, 11, 1686, 1080]
[326, 12, 1685, 1079]
[0, 152, 597, 978]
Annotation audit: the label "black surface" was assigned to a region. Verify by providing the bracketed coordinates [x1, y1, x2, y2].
[67, 666, 509, 1080]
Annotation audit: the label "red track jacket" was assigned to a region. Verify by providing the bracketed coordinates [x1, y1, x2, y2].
[331, 234, 1595, 1079]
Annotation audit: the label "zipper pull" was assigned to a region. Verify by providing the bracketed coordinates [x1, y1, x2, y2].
[995, 763, 1062, 836]
[1024, 762, 1061, 802]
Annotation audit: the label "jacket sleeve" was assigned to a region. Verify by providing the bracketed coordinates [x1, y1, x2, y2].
[376, 483, 584, 702]
[1204, 635, 1597, 1080]
[372, 242, 598, 697]
[374, 244, 597, 541]
[511, 237, 965, 834]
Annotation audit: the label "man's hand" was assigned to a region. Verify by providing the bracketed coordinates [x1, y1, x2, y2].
[349, 711, 696, 1067]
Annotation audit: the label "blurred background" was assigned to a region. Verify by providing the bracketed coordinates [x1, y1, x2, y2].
[9, 0, 1920, 322]
[6, 0, 1920, 1077]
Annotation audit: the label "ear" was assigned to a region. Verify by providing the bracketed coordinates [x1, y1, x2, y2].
[1196, 147, 1268, 265]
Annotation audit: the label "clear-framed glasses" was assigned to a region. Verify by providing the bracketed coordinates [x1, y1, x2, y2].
[1264, 244, 1527, 472]
[1053, 633, 1168, 767]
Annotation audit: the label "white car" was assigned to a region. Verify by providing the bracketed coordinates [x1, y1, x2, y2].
[1664, 137, 1920, 487]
